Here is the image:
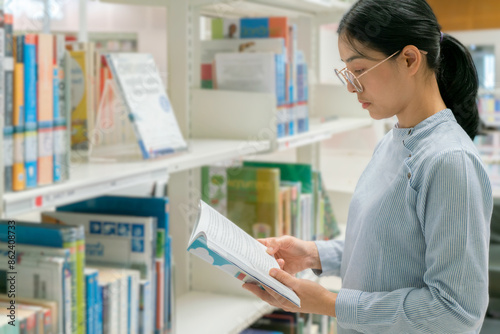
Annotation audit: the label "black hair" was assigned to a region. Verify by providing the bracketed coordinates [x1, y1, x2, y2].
[338, 0, 479, 140]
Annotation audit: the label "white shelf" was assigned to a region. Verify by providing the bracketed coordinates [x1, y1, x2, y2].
[3, 139, 271, 217]
[192, 0, 351, 17]
[176, 291, 275, 334]
[276, 118, 373, 151]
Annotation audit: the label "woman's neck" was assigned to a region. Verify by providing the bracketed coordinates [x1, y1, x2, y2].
[396, 74, 447, 128]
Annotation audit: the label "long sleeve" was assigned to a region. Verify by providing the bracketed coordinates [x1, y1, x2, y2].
[313, 239, 345, 277]
[335, 149, 493, 333]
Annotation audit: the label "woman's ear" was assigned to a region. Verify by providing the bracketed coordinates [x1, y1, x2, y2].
[401, 45, 422, 76]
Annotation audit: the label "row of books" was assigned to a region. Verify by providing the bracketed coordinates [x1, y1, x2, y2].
[202, 17, 309, 138]
[202, 161, 340, 242]
[0, 195, 173, 334]
[1, 10, 72, 192]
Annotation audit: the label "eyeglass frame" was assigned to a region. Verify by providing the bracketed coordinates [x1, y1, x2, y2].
[335, 50, 401, 93]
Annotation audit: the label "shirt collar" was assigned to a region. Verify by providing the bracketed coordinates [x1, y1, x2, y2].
[392, 108, 455, 142]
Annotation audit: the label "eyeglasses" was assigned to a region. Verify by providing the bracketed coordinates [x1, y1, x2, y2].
[335, 50, 401, 93]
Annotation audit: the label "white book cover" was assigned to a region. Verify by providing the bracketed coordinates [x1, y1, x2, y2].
[215, 52, 277, 95]
[41, 211, 156, 282]
[0, 252, 67, 334]
[105, 53, 187, 159]
[201, 38, 286, 64]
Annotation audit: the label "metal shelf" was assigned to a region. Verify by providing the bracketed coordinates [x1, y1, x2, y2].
[3, 139, 271, 218]
[176, 291, 275, 334]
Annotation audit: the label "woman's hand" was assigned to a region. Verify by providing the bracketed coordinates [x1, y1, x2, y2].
[242, 268, 337, 317]
[258, 236, 321, 275]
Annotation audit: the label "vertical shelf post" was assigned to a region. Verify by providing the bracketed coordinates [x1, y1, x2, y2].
[167, 0, 197, 301]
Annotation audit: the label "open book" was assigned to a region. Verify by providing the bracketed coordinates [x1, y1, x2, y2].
[187, 200, 301, 307]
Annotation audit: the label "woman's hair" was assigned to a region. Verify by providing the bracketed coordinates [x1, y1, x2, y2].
[338, 0, 479, 140]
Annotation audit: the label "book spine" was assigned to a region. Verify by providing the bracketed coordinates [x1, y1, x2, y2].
[3, 126, 13, 192]
[3, 14, 14, 192]
[287, 24, 298, 136]
[139, 280, 151, 334]
[53, 34, 69, 182]
[164, 236, 171, 332]
[4, 13, 13, 130]
[100, 284, 109, 334]
[76, 237, 86, 334]
[0, 9, 5, 131]
[85, 271, 95, 334]
[155, 259, 164, 334]
[43, 308, 52, 334]
[37, 34, 54, 186]
[24, 34, 37, 188]
[11, 125, 26, 191]
[95, 283, 103, 334]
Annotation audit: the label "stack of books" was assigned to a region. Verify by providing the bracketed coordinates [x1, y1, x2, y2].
[202, 161, 339, 242]
[201, 17, 310, 138]
[0, 195, 173, 334]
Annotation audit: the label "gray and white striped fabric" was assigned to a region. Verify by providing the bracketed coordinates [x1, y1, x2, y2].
[315, 109, 493, 333]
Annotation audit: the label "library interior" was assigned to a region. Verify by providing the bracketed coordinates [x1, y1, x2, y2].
[1, 0, 500, 333]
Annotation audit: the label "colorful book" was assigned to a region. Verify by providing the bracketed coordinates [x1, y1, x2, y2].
[69, 50, 89, 149]
[0, 295, 57, 334]
[57, 195, 171, 331]
[296, 50, 309, 133]
[281, 181, 302, 239]
[85, 268, 98, 334]
[211, 18, 240, 39]
[24, 34, 37, 188]
[227, 166, 280, 238]
[12, 35, 25, 191]
[3, 13, 13, 130]
[0, 221, 81, 334]
[41, 210, 157, 333]
[0, 252, 67, 334]
[201, 165, 228, 216]
[54, 35, 71, 182]
[37, 34, 54, 186]
[243, 161, 313, 194]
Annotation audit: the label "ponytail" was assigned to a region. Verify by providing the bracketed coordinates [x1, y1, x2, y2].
[338, 0, 480, 140]
[437, 33, 479, 140]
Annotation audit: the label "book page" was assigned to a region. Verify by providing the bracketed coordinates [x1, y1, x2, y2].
[196, 201, 280, 276]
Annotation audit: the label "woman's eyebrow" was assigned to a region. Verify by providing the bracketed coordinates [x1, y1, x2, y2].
[340, 55, 366, 63]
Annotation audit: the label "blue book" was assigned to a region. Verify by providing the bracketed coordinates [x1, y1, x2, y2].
[240, 18, 269, 38]
[24, 34, 37, 188]
[95, 283, 103, 334]
[85, 269, 98, 334]
[58, 195, 171, 330]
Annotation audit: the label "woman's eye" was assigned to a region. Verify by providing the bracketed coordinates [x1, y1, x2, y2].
[354, 69, 365, 74]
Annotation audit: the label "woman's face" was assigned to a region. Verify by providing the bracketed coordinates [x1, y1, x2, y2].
[338, 37, 411, 120]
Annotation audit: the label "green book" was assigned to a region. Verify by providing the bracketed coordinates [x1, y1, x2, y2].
[201, 165, 228, 216]
[281, 181, 302, 239]
[243, 161, 313, 194]
[227, 166, 280, 238]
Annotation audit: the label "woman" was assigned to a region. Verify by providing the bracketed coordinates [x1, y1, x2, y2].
[242, 0, 493, 333]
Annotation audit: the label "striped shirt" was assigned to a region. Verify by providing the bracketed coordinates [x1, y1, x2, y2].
[315, 109, 493, 333]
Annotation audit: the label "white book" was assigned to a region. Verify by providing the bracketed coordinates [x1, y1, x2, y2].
[105, 53, 187, 159]
[187, 200, 300, 307]
[0, 252, 68, 333]
[139, 280, 152, 334]
[215, 52, 277, 95]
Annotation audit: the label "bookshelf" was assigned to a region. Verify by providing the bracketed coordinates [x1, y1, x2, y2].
[4, 0, 365, 333]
